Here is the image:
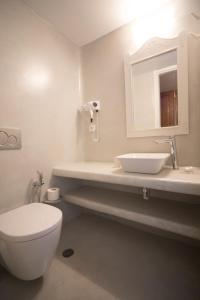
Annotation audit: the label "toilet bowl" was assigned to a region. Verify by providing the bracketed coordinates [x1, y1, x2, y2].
[0, 203, 62, 280]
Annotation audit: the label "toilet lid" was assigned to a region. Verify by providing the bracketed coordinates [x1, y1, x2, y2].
[0, 203, 62, 242]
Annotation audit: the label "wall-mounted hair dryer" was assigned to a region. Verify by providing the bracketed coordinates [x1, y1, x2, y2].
[81, 100, 100, 122]
[89, 100, 100, 112]
[80, 100, 101, 142]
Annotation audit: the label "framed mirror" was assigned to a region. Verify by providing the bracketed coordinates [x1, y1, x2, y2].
[124, 32, 189, 137]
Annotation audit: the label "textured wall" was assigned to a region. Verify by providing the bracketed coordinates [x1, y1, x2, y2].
[81, 13, 200, 166]
[0, 0, 82, 213]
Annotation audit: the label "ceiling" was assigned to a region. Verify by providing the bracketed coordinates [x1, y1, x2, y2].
[23, 0, 200, 46]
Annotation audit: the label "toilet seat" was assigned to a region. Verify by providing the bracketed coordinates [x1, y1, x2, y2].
[0, 203, 62, 242]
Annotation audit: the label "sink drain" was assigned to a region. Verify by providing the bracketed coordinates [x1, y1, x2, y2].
[62, 248, 74, 258]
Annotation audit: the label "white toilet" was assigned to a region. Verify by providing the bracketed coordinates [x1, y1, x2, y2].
[0, 203, 62, 280]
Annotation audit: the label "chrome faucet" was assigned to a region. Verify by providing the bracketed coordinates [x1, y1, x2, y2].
[155, 136, 178, 169]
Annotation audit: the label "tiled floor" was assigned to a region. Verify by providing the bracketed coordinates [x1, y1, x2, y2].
[0, 213, 200, 300]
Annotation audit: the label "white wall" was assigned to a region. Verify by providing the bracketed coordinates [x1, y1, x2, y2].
[81, 13, 200, 166]
[0, 0, 82, 213]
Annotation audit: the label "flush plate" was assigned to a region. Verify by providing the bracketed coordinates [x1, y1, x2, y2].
[0, 128, 21, 150]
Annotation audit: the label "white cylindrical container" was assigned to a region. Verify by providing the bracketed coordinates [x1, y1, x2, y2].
[47, 188, 60, 202]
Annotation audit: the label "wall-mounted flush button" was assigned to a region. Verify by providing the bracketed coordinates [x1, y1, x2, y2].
[0, 128, 21, 150]
[7, 135, 18, 146]
[0, 131, 8, 145]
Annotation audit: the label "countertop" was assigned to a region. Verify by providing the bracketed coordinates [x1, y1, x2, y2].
[53, 161, 200, 196]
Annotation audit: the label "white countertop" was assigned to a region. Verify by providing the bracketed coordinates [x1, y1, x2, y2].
[53, 161, 200, 196]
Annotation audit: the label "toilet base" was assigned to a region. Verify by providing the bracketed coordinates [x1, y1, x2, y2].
[0, 222, 61, 280]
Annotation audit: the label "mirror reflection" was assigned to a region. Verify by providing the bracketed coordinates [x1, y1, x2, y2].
[132, 49, 177, 130]
[159, 69, 178, 127]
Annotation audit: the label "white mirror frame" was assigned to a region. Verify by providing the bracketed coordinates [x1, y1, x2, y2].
[124, 32, 189, 138]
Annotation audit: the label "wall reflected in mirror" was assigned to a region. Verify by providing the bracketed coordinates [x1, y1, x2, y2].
[132, 49, 177, 130]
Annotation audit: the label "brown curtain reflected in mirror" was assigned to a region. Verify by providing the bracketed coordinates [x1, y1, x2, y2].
[160, 90, 178, 127]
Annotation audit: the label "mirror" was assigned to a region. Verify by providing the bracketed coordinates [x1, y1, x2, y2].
[124, 32, 189, 137]
[159, 67, 178, 127]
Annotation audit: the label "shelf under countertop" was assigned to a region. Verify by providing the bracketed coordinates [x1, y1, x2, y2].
[64, 186, 200, 243]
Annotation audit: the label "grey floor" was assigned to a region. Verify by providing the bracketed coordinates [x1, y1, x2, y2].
[0, 213, 200, 300]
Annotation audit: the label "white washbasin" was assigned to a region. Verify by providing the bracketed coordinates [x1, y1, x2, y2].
[116, 153, 170, 174]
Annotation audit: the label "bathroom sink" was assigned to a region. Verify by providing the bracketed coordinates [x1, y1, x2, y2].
[116, 153, 170, 174]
